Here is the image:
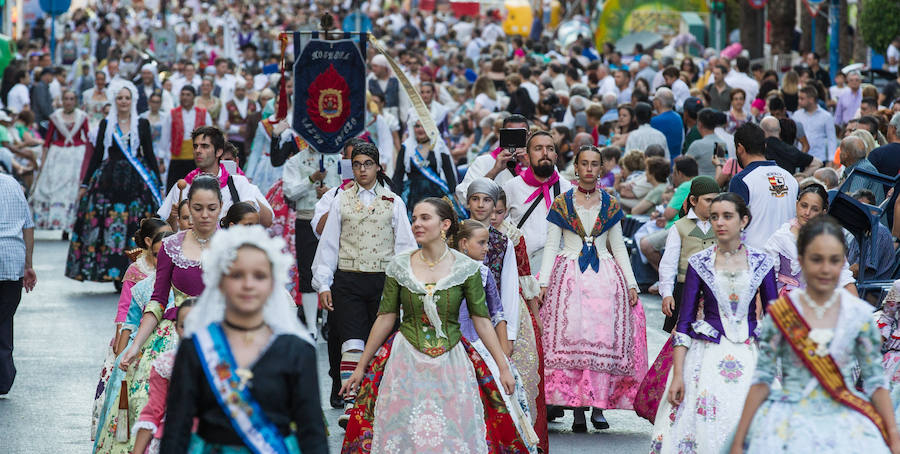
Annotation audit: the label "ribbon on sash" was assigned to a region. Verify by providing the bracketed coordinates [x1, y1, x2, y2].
[767, 295, 890, 444]
[546, 189, 623, 272]
[112, 126, 163, 207]
[411, 147, 468, 218]
[194, 324, 290, 454]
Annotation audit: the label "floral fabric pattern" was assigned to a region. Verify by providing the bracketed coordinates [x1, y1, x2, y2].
[265, 180, 301, 306]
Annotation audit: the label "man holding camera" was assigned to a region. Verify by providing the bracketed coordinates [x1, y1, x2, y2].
[455, 114, 530, 201]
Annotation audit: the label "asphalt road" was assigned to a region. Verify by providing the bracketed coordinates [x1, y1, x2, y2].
[0, 231, 669, 453]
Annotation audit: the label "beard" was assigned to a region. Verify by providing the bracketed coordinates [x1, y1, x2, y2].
[416, 135, 430, 144]
[533, 162, 554, 178]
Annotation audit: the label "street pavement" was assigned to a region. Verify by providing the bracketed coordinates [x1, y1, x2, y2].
[0, 231, 669, 453]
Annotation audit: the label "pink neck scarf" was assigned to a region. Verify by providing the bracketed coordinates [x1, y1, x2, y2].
[521, 166, 560, 209]
[185, 163, 230, 188]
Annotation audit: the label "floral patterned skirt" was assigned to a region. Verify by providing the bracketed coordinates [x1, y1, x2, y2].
[649, 338, 757, 454]
[30, 143, 86, 231]
[92, 338, 135, 453]
[541, 256, 648, 410]
[510, 297, 549, 454]
[91, 335, 119, 440]
[129, 319, 178, 426]
[342, 333, 529, 454]
[65, 158, 160, 282]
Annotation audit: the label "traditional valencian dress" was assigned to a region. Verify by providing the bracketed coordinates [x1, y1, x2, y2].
[65, 115, 163, 282]
[877, 280, 900, 386]
[342, 249, 529, 453]
[649, 245, 777, 454]
[93, 276, 173, 453]
[539, 189, 648, 410]
[30, 108, 91, 231]
[738, 289, 890, 453]
[91, 252, 155, 439]
[765, 219, 855, 295]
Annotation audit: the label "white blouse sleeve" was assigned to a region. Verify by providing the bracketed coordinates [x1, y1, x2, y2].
[500, 239, 520, 341]
[607, 223, 638, 289]
[538, 223, 562, 287]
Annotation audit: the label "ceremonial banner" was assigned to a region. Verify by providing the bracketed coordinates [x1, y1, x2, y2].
[293, 36, 366, 154]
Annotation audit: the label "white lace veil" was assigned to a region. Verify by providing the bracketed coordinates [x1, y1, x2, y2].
[104, 78, 140, 155]
[183, 225, 314, 344]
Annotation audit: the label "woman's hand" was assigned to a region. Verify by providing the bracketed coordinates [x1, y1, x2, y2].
[498, 367, 516, 395]
[539, 287, 547, 303]
[629, 288, 639, 306]
[119, 347, 139, 371]
[667, 374, 685, 406]
[339, 367, 365, 397]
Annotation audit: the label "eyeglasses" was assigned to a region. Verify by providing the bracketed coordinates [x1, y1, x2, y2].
[352, 160, 377, 170]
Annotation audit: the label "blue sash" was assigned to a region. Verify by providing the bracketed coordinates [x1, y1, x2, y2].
[113, 126, 164, 207]
[411, 147, 468, 218]
[193, 324, 289, 454]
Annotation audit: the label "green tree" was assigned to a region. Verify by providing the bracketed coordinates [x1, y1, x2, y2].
[860, 0, 900, 55]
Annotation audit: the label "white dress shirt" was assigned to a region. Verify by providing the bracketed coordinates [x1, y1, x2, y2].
[281, 144, 344, 217]
[156, 167, 272, 220]
[311, 186, 343, 240]
[625, 124, 669, 158]
[311, 183, 417, 293]
[455, 152, 518, 202]
[658, 210, 711, 298]
[501, 174, 573, 269]
[158, 106, 214, 160]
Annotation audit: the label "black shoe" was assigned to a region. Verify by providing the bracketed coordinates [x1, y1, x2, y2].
[591, 409, 610, 430]
[571, 420, 587, 433]
[546, 405, 564, 422]
[61, 231, 69, 241]
[330, 382, 344, 409]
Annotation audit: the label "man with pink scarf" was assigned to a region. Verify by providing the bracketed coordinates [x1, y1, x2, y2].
[501, 130, 573, 268]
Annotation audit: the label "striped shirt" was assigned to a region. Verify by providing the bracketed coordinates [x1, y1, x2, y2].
[0, 174, 34, 280]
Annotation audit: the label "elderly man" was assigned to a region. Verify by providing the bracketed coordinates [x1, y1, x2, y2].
[759, 116, 822, 176]
[868, 113, 900, 176]
[0, 173, 36, 395]
[650, 88, 684, 159]
[834, 70, 862, 127]
[841, 135, 885, 203]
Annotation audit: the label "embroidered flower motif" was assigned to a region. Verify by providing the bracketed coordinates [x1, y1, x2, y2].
[678, 434, 698, 453]
[410, 400, 446, 449]
[694, 390, 718, 421]
[718, 354, 744, 383]
[650, 434, 664, 454]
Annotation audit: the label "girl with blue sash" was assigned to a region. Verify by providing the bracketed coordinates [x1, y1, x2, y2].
[66, 80, 164, 284]
[161, 226, 327, 453]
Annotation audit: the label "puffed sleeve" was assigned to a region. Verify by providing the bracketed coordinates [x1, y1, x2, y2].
[483, 272, 505, 327]
[855, 319, 889, 397]
[464, 271, 490, 319]
[757, 267, 778, 315]
[150, 241, 174, 313]
[288, 339, 329, 454]
[751, 315, 781, 387]
[159, 341, 202, 453]
[377, 276, 401, 315]
[674, 264, 702, 348]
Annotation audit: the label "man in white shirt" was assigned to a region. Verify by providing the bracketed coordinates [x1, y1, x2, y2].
[792, 85, 838, 163]
[724, 57, 759, 114]
[159, 85, 213, 188]
[170, 61, 202, 98]
[157, 125, 272, 226]
[662, 66, 690, 111]
[6, 71, 30, 114]
[482, 12, 506, 43]
[212, 57, 237, 103]
[465, 32, 488, 64]
[886, 37, 900, 75]
[625, 102, 669, 157]
[728, 122, 797, 249]
[312, 142, 416, 426]
[502, 130, 573, 267]
[596, 64, 617, 96]
[456, 114, 530, 201]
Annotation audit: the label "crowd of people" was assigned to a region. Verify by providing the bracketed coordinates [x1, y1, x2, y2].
[3, 1, 900, 453]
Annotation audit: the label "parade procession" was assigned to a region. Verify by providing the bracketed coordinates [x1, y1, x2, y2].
[5, 0, 900, 453]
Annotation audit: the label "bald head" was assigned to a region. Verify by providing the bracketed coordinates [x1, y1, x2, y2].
[839, 136, 866, 166]
[760, 116, 781, 138]
[573, 132, 594, 148]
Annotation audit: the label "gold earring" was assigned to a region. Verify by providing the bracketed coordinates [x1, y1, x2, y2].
[441, 230, 447, 241]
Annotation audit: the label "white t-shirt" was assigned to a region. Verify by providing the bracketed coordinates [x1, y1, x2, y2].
[474, 93, 498, 112]
[7, 84, 30, 114]
[727, 160, 798, 250]
[156, 170, 272, 221]
[887, 43, 900, 74]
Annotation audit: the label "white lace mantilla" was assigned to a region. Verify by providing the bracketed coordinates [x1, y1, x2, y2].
[386, 249, 482, 339]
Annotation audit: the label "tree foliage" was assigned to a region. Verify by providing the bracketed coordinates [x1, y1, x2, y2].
[860, 0, 900, 55]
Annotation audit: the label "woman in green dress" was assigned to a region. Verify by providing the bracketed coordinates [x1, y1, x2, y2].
[341, 197, 530, 453]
